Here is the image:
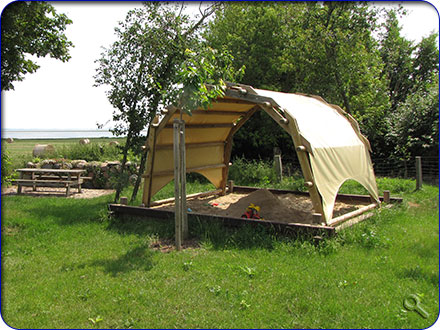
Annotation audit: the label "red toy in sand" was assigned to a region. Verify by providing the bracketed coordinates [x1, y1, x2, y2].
[241, 203, 263, 220]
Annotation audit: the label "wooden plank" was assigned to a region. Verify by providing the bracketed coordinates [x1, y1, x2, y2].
[151, 189, 223, 207]
[329, 203, 378, 227]
[143, 164, 226, 178]
[213, 98, 256, 105]
[142, 108, 179, 207]
[25, 175, 90, 180]
[17, 182, 81, 188]
[284, 116, 325, 220]
[334, 212, 375, 232]
[175, 109, 246, 116]
[108, 204, 336, 236]
[13, 179, 83, 184]
[232, 185, 403, 204]
[155, 141, 224, 150]
[164, 123, 234, 129]
[15, 168, 85, 174]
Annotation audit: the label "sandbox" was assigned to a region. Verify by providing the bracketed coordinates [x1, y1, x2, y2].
[109, 186, 402, 235]
[152, 188, 369, 225]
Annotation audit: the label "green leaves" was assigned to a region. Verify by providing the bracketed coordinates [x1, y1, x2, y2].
[1, 2, 73, 90]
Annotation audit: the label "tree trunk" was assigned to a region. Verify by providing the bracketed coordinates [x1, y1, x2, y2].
[114, 131, 132, 203]
[130, 148, 148, 202]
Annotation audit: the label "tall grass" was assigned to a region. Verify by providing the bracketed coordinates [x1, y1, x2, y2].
[53, 143, 122, 162]
[2, 138, 127, 170]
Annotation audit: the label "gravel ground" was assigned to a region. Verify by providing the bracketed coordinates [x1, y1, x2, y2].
[1, 186, 115, 199]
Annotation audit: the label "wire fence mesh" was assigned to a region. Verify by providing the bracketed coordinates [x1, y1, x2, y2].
[280, 154, 438, 185]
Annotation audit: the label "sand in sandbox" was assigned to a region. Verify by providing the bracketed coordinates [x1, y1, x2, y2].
[223, 189, 312, 223]
[153, 189, 364, 224]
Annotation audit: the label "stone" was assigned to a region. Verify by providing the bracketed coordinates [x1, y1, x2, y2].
[75, 162, 86, 169]
[41, 159, 55, 169]
[71, 160, 87, 168]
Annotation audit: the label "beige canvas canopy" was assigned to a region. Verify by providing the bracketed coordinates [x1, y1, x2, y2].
[142, 83, 379, 225]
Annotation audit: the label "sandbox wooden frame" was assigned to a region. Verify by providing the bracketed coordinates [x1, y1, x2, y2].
[109, 186, 402, 236]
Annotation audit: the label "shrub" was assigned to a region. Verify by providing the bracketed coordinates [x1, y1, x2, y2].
[228, 157, 277, 186]
[1, 146, 13, 185]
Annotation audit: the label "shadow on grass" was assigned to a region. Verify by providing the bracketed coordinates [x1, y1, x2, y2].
[107, 215, 321, 251]
[73, 243, 155, 277]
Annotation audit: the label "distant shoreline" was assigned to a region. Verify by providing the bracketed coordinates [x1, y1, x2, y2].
[1, 129, 145, 140]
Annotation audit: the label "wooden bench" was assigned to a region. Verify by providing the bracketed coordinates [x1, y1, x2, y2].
[13, 179, 84, 196]
[13, 168, 89, 197]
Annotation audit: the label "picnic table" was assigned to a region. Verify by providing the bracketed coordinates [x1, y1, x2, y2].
[13, 168, 88, 196]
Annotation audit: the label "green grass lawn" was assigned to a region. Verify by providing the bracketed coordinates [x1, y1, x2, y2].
[1, 177, 438, 328]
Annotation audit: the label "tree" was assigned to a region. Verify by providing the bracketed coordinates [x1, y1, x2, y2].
[379, 10, 439, 112]
[387, 79, 439, 160]
[94, 2, 243, 202]
[412, 33, 439, 89]
[1, 1, 73, 91]
[379, 10, 415, 112]
[206, 2, 391, 159]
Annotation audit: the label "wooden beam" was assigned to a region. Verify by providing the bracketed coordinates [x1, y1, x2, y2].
[329, 203, 378, 227]
[108, 203, 336, 236]
[143, 163, 226, 178]
[213, 98, 256, 105]
[142, 107, 179, 207]
[164, 123, 234, 129]
[155, 141, 224, 150]
[284, 115, 325, 220]
[151, 189, 223, 207]
[175, 110, 246, 116]
[334, 211, 375, 231]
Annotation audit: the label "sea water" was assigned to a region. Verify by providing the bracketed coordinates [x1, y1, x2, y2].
[1, 129, 146, 139]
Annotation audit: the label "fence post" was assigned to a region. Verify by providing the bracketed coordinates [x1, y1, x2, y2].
[383, 190, 390, 203]
[274, 154, 283, 182]
[416, 156, 423, 190]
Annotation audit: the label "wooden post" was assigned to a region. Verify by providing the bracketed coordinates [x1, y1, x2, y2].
[173, 119, 188, 250]
[383, 190, 390, 203]
[173, 119, 182, 251]
[227, 180, 234, 194]
[416, 156, 422, 190]
[274, 154, 283, 182]
[180, 121, 188, 240]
